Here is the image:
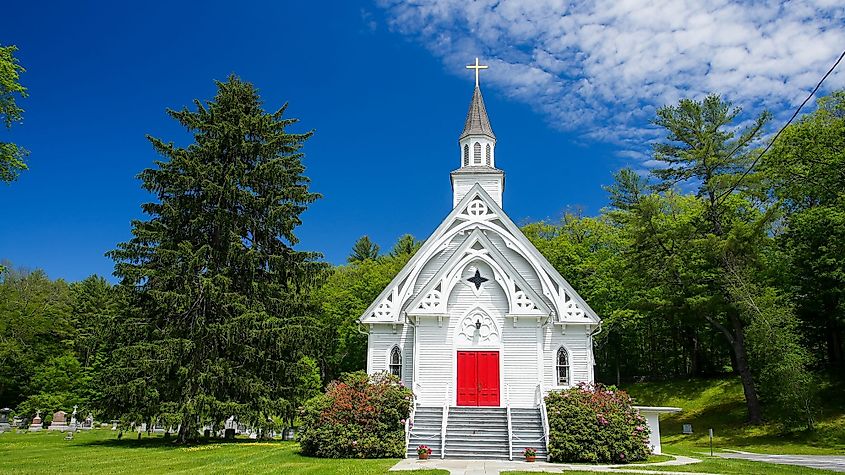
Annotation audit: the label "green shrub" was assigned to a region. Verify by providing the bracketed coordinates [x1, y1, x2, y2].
[546, 383, 650, 463]
[298, 371, 411, 458]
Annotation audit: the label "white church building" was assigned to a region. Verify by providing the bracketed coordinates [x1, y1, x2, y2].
[359, 61, 674, 460]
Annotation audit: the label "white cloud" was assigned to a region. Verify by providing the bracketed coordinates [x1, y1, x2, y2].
[377, 0, 845, 163]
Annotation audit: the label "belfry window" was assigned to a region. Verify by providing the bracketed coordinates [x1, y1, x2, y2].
[485, 143, 491, 166]
[556, 347, 570, 386]
[389, 346, 402, 378]
[463, 144, 470, 166]
[473, 142, 482, 164]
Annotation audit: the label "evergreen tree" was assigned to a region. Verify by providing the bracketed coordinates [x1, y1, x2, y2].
[348, 236, 380, 262]
[390, 234, 421, 258]
[104, 75, 326, 442]
[651, 94, 772, 423]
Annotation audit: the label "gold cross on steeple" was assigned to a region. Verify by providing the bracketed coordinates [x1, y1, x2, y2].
[466, 57, 488, 88]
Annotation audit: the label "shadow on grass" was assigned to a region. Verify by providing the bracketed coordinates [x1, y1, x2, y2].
[80, 436, 293, 450]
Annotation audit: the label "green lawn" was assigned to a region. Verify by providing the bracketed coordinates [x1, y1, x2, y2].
[3, 377, 843, 474]
[624, 375, 845, 455]
[0, 430, 446, 474]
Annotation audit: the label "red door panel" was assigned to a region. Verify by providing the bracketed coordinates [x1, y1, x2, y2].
[456, 351, 499, 406]
[456, 351, 478, 406]
[477, 352, 500, 406]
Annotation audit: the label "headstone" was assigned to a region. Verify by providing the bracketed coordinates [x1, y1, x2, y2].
[29, 411, 42, 432]
[69, 405, 78, 430]
[81, 413, 94, 430]
[682, 423, 693, 434]
[203, 429, 211, 438]
[50, 411, 69, 431]
[111, 420, 118, 430]
[12, 416, 23, 428]
[0, 408, 11, 432]
[224, 428, 235, 440]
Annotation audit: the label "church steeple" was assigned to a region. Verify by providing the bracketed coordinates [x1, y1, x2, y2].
[452, 58, 505, 208]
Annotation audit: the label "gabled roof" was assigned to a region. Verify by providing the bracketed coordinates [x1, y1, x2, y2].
[459, 86, 495, 141]
[358, 184, 600, 325]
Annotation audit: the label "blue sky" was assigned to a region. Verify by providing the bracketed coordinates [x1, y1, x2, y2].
[2, 1, 843, 282]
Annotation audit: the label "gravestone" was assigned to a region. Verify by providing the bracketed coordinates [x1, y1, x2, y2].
[81, 413, 94, 430]
[29, 411, 42, 432]
[0, 408, 11, 432]
[12, 416, 22, 428]
[682, 423, 693, 434]
[68, 405, 79, 431]
[50, 411, 69, 431]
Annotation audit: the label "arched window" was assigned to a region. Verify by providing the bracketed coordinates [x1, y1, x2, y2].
[463, 144, 469, 166]
[473, 142, 482, 164]
[556, 347, 570, 386]
[389, 346, 402, 378]
[485, 144, 491, 166]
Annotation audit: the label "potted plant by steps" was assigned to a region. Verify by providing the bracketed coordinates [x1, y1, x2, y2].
[417, 445, 433, 460]
[523, 447, 537, 462]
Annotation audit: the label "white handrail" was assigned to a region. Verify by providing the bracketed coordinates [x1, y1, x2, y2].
[440, 383, 449, 459]
[405, 388, 416, 457]
[538, 384, 550, 455]
[506, 383, 513, 461]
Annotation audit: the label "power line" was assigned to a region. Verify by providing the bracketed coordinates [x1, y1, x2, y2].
[716, 47, 845, 203]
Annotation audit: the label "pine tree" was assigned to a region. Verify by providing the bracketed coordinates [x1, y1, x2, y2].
[104, 75, 326, 442]
[348, 236, 380, 262]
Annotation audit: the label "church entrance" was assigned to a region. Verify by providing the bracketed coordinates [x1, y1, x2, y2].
[456, 351, 500, 406]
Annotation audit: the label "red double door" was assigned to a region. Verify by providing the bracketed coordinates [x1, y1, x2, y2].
[456, 351, 500, 406]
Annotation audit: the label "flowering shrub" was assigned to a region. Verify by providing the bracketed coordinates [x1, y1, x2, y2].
[545, 383, 651, 464]
[298, 371, 412, 458]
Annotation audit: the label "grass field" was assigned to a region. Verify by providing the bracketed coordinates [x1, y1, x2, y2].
[624, 375, 845, 455]
[2, 376, 842, 474]
[0, 430, 446, 475]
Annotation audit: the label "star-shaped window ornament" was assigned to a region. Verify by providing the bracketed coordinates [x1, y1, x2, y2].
[467, 269, 488, 290]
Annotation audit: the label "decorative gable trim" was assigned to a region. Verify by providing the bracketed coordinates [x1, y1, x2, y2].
[358, 184, 600, 324]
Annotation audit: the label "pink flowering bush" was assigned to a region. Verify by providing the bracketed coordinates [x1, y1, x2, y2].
[298, 371, 412, 458]
[545, 383, 651, 463]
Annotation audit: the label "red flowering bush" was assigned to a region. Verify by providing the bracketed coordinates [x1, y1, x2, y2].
[298, 371, 412, 458]
[545, 383, 650, 463]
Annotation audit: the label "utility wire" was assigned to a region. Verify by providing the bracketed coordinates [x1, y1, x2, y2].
[716, 47, 845, 203]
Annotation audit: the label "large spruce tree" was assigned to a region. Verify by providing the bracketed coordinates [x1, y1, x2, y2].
[105, 75, 325, 442]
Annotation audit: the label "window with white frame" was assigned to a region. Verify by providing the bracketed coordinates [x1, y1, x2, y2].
[556, 347, 570, 386]
[389, 346, 402, 378]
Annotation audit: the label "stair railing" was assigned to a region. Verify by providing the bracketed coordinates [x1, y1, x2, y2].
[440, 383, 449, 459]
[506, 383, 513, 461]
[538, 384, 550, 455]
[405, 387, 417, 457]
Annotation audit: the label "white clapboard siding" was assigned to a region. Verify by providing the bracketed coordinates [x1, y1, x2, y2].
[412, 235, 461, 295]
[367, 323, 414, 387]
[542, 325, 591, 389]
[502, 321, 541, 407]
[416, 318, 452, 405]
[488, 233, 544, 293]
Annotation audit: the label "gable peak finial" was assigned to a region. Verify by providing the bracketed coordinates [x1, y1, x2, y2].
[466, 57, 488, 88]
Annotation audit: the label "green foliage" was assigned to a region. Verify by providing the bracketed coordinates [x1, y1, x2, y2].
[348, 236, 380, 263]
[314, 236, 414, 382]
[103, 75, 326, 442]
[0, 44, 28, 182]
[390, 234, 421, 257]
[298, 371, 411, 458]
[763, 91, 845, 369]
[545, 383, 651, 463]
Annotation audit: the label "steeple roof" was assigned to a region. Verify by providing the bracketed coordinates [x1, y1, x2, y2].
[459, 86, 495, 141]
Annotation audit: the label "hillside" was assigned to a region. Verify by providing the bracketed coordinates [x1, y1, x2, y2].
[623, 376, 845, 455]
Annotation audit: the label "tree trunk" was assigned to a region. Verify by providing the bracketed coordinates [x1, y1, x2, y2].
[177, 414, 193, 444]
[728, 312, 763, 424]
